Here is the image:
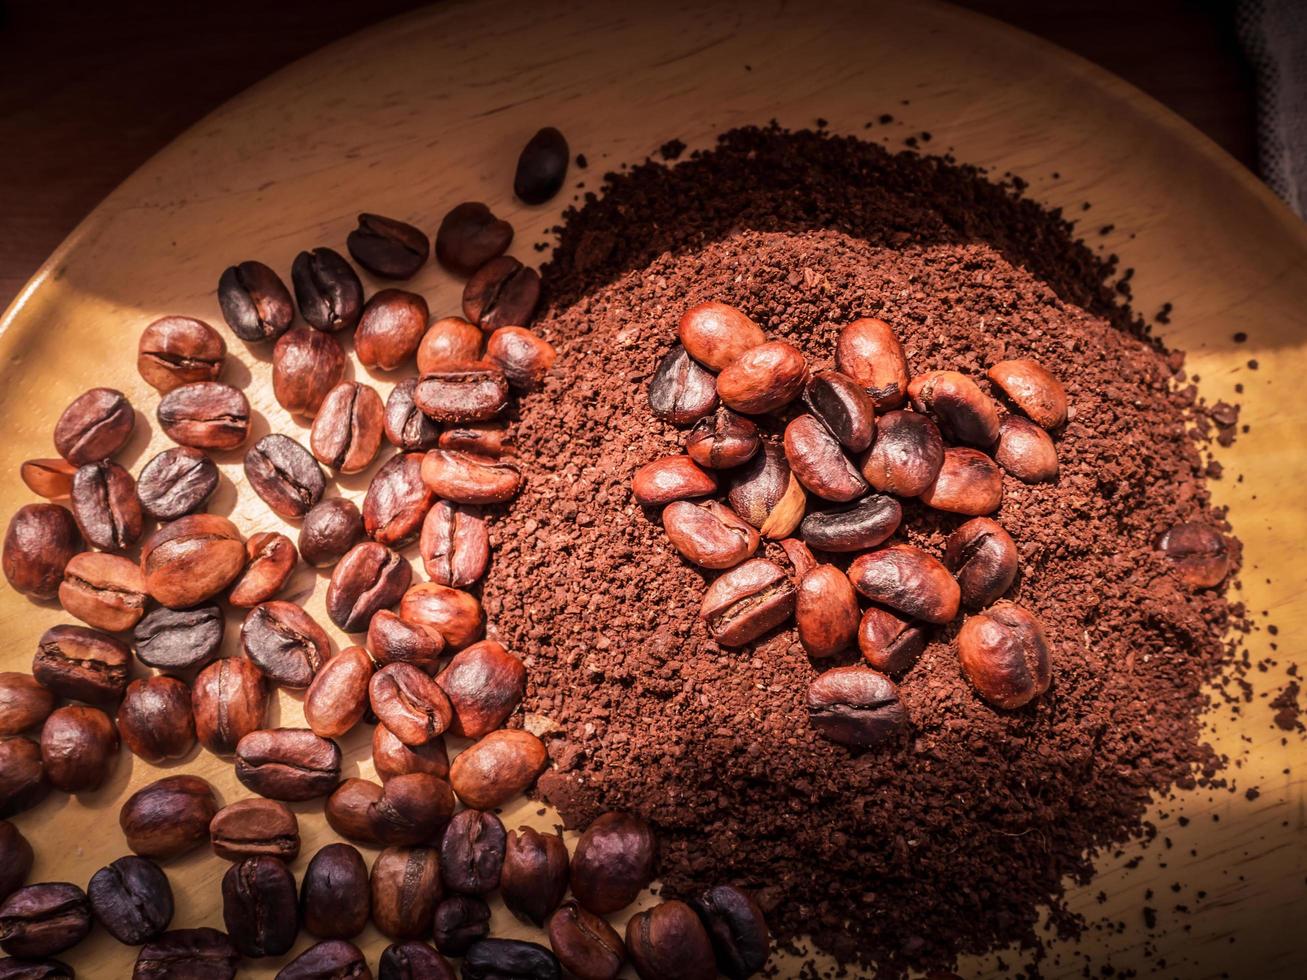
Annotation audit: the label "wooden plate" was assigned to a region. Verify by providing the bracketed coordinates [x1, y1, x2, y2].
[1, 0, 1303, 976]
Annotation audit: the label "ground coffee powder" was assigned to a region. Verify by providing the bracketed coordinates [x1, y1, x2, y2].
[481, 126, 1245, 974]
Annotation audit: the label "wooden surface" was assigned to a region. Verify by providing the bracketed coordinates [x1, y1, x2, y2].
[1, 0, 1303, 976]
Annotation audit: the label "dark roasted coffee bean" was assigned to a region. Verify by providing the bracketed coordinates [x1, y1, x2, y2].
[140, 514, 245, 608]
[155, 382, 250, 451]
[245, 434, 325, 520]
[798, 493, 901, 553]
[372, 724, 449, 782]
[222, 856, 298, 958]
[1158, 522, 1230, 589]
[301, 844, 369, 940]
[648, 345, 718, 426]
[717, 341, 807, 415]
[448, 730, 547, 810]
[0, 679, 54, 738]
[503, 828, 568, 927]
[241, 602, 330, 688]
[133, 927, 238, 979]
[944, 517, 1018, 610]
[369, 664, 452, 747]
[0, 885, 90, 959]
[399, 583, 483, 651]
[87, 856, 172, 945]
[547, 900, 624, 980]
[356, 290, 429, 372]
[462, 256, 540, 331]
[136, 447, 218, 521]
[210, 798, 300, 862]
[277, 939, 372, 980]
[312, 383, 385, 474]
[435, 640, 525, 739]
[803, 370, 875, 452]
[417, 317, 484, 375]
[436, 202, 513, 277]
[857, 606, 927, 676]
[3, 505, 81, 600]
[384, 381, 439, 452]
[514, 127, 569, 204]
[137, 317, 226, 394]
[134, 604, 223, 672]
[193, 657, 268, 755]
[70, 461, 142, 551]
[795, 564, 859, 659]
[363, 453, 436, 546]
[420, 450, 521, 505]
[39, 706, 117, 792]
[305, 646, 373, 738]
[228, 533, 297, 607]
[420, 502, 488, 588]
[847, 544, 960, 624]
[53, 388, 134, 466]
[486, 327, 556, 390]
[58, 552, 147, 632]
[957, 602, 1052, 708]
[19, 459, 76, 500]
[32, 625, 129, 703]
[994, 414, 1058, 483]
[274, 326, 348, 417]
[0, 821, 32, 902]
[860, 410, 943, 498]
[0, 738, 48, 818]
[348, 213, 429, 280]
[0, 957, 74, 979]
[907, 371, 1000, 447]
[235, 728, 342, 801]
[783, 415, 867, 502]
[218, 261, 293, 342]
[299, 498, 364, 568]
[807, 666, 907, 747]
[368, 611, 445, 675]
[462, 940, 560, 980]
[691, 885, 770, 979]
[625, 901, 715, 980]
[326, 542, 411, 632]
[119, 775, 218, 859]
[988, 359, 1067, 430]
[413, 366, 509, 424]
[920, 447, 1003, 516]
[725, 443, 805, 539]
[835, 318, 909, 410]
[432, 896, 489, 956]
[631, 455, 716, 507]
[678, 303, 765, 372]
[117, 677, 194, 764]
[440, 809, 505, 896]
[324, 774, 453, 847]
[379, 941, 454, 980]
[662, 500, 758, 570]
[369, 846, 441, 941]
[699, 559, 796, 647]
[293, 247, 364, 332]
[570, 812, 655, 916]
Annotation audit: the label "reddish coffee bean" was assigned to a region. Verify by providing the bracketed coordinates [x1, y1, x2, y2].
[209, 799, 300, 862]
[857, 606, 927, 675]
[326, 541, 412, 633]
[384, 379, 441, 452]
[417, 317, 485, 375]
[662, 500, 759, 570]
[234, 728, 342, 801]
[847, 544, 961, 624]
[347, 213, 429, 281]
[780, 536, 815, 575]
[448, 730, 548, 810]
[241, 601, 330, 689]
[944, 518, 1018, 609]
[798, 493, 901, 553]
[119, 775, 218, 859]
[70, 460, 143, 551]
[907, 371, 1000, 447]
[860, 409, 944, 497]
[649, 346, 719, 427]
[368, 610, 445, 673]
[625, 900, 716, 980]
[1158, 523, 1231, 589]
[440, 809, 506, 896]
[835, 318, 909, 410]
[725, 443, 805, 539]
[631, 455, 717, 508]
[0, 819, 35, 903]
[58, 552, 148, 632]
[325, 774, 454, 847]
[53, 388, 134, 466]
[783, 414, 868, 502]
[19, 458, 76, 500]
[363, 452, 437, 546]
[228, 532, 298, 607]
[140, 514, 245, 609]
[117, 677, 195, 764]
[218, 260, 293, 342]
[547, 900, 623, 980]
[300, 844, 369, 939]
[806, 666, 907, 747]
[436, 640, 526, 739]
[414, 366, 510, 424]
[137, 316, 226, 394]
[370, 846, 442, 941]
[692, 884, 770, 979]
[321, 779, 382, 844]
[436, 202, 514, 277]
[995, 414, 1058, 483]
[421, 501, 490, 588]
[156, 382, 250, 451]
[369, 664, 453, 747]
[420, 450, 522, 505]
[677, 303, 765, 372]
[136, 446, 219, 521]
[0, 883, 92, 959]
[956, 602, 1052, 709]
[304, 647, 374, 739]
[920, 447, 1003, 516]
[32, 625, 129, 704]
[686, 407, 758, 469]
[192, 658, 269, 756]
[292, 247, 364, 333]
[795, 565, 859, 659]
[987, 359, 1067, 430]
[372, 723, 449, 782]
[3, 505, 81, 600]
[40, 705, 118, 792]
[514, 127, 569, 205]
[273, 326, 347, 417]
[280, 939, 372, 979]
[438, 422, 513, 458]
[311, 382, 385, 474]
[0, 736, 48, 817]
[299, 498, 365, 568]
[503, 828, 569, 927]
[487, 327, 556, 390]
[716, 341, 807, 415]
[462, 256, 540, 331]
[569, 812, 655, 916]
[700, 559, 796, 647]
[0, 675, 55, 737]
[355, 289, 429, 372]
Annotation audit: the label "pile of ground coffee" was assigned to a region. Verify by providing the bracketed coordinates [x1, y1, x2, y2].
[481, 126, 1244, 974]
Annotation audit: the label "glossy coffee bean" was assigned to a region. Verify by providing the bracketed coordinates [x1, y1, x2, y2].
[795, 564, 859, 659]
[956, 602, 1052, 709]
[134, 604, 224, 672]
[514, 127, 569, 204]
[326, 542, 412, 633]
[235, 728, 342, 801]
[70, 461, 143, 551]
[399, 583, 483, 650]
[305, 647, 374, 739]
[677, 303, 765, 372]
[355, 289, 429, 372]
[692, 885, 770, 979]
[370, 846, 442, 941]
[570, 812, 655, 916]
[503, 829, 568, 927]
[301, 844, 369, 940]
[0, 884, 91, 959]
[53, 388, 134, 466]
[439, 423, 512, 461]
[462, 256, 540, 331]
[0, 677, 54, 738]
[312, 384, 385, 474]
[440, 809, 505, 896]
[3, 505, 81, 600]
[119, 775, 218, 859]
[419, 450, 522, 505]
[449, 730, 547, 810]
[944, 518, 1018, 610]
[222, 856, 298, 958]
[241, 602, 330, 688]
[273, 327, 347, 417]
[1158, 522, 1230, 589]
[140, 514, 245, 609]
[293, 247, 364, 332]
[420, 502, 489, 588]
[994, 414, 1058, 483]
[372, 724, 449, 782]
[39, 706, 117, 792]
[436, 640, 525, 739]
[325, 774, 453, 847]
[59, 552, 148, 632]
[369, 664, 452, 747]
[416, 317, 485, 375]
[547, 901, 624, 980]
[384, 380, 440, 452]
[631, 456, 717, 507]
[436, 202, 513, 277]
[847, 544, 960, 624]
[192, 657, 268, 755]
[19, 459, 76, 500]
[462, 940, 560, 980]
[919, 447, 1003, 516]
[487, 327, 556, 390]
[835, 318, 909, 410]
[648, 346, 718, 426]
[413, 366, 509, 424]
[136, 447, 219, 521]
[133, 927, 239, 979]
[245, 434, 325, 520]
[87, 856, 172, 945]
[798, 493, 901, 553]
[803, 370, 875, 452]
[228, 533, 298, 608]
[625, 900, 715, 980]
[907, 371, 1000, 447]
[363, 453, 436, 546]
[857, 606, 927, 676]
[807, 665, 907, 747]
[117, 677, 195, 764]
[156, 382, 251, 452]
[725, 443, 805, 538]
[783, 415, 867, 502]
[700, 558, 796, 647]
[348, 213, 429, 280]
[662, 501, 758, 570]
[367, 611, 445, 675]
[0, 956, 74, 979]
[0, 738, 48, 818]
[210, 799, 300, 862]
[299, 498, 365, 568]
[379, 941, 454, 980]
[277, 939, 372, 980]
[137, 316, 225, 394]
[432, 896, 490, 956]
[32, 625, 129, 703]
[987, 359, 1067, 430]
[716, 341, 807, 415]
[218, 260, 294, 342]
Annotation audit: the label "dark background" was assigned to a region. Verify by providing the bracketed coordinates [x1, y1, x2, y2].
[0, 0, 1255, 310]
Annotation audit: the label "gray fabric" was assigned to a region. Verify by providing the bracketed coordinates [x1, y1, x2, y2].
[1238, 0, 1307, 215]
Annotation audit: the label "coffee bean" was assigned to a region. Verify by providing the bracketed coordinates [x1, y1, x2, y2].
[420, 450, 523, 505]
[661, 500, 758, 570]
[0, 884, 91, 959]
[462, 256, 540, 331]
[677, 303, 766, 372]
[413, 366, 510, 424]
[847, 544, 960, 624]
[857, 606, 926, 676]
[222, 855, 298, 958]
[0, 822, 33, 905]
[649, 346, 718, 427]
[368, 611, 446, 675]
[440, 809, 505, 896]
[432, 896, 490, 956]
[625, 900, 715, 980]
[19, 459, 76, 500]
[547, 900, 624, 980]
[987, 359, 1067, 430]
[1158, 522, 1230, 589]
[141, 513, 245, 609]
[300, 844, 369, 940]
[383, 380, 440, 452]
[32, 625, 129, 703]
[994, 414, 1058, 483]
[136, 447, 219, 521]
[487, 327, 556, 390]
[218, 260, 294, 342]
[3, 505, 81, 600]
[399, 583, 484, 651]
[348, 213, 430, 280]
[835, 318, 909, 410]
[0, 738, 48, 818]
[699, 558, 796, 647]
[87, 856, 172, 945]
[920, 447, 1003, 516]
[795, 564, 859, 659]
[228, 533, 297, 608]
[312, 384, 385, 475]
[631, 455, 717, 507]
[193, 657, 269, 755]
[244, 434, 325, 520]
[716, 341, 808, 415]
[370, 846, 441, 940]
[305, 646, 374, 738]
[326, 542, 412, 633]
[241, 601, 330, 688]
[372, 724, 449, 782]
[119, 775, 218, 859]
[503, 828, 569, 928]
[273, 326, 348, 417]
[569, 812, 655, 916]
[58, 552, 148, 632]
[419, 502, 488, 589]
[53, 388, 134, 466]
[803, 370, 876, 453]
[363, 453, 437, 546]
[0, 956, 74, 979]
[134, 604, 224, 672]
[691, 885, 770, 979]
[369, 663, 452, 747]
[944, 517, 1018, 610]
[436, 202, 514, 277]
[783, 415, 868, 502]
[449, 729, 547, 810]
[293, 247, 364, 332]
[907, 371, 1000, 447]
[725, 443, 805, 539]
[379, 941, 455, 980]
[299, 499, 364, 568]
[133, 927, 239, 979]
[117, 676, 194, 764]
[440, 427, 512, 465]
[514, 127, 569, 204]
[137, 317, 226, 394]
[797, 493, 902, 554]
[210, 799, 300, 862]
[0, 677, 53, 738]
[156, 382, 251, 451]
[39, 706, 117, 792]
[956, 602, 1052, 709]
[70, 461, 143, 551]
[235, 728, 342, 801]
[436, 640, 526, 739]
[416, 317, 485, 375]
[463, 940, 560, 980]
[325, 774, 454, 847]
[354, 294, 429, 376]
[807, 665, 907, 747]
[277, 939, 372, 980]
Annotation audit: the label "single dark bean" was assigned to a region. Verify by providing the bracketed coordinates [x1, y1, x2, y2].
[835, 318, 909, 410]
[944, 517, 1018, 610]
[431, 896, 489, 956]
[137, 316, 226, 394]
[662, 500, 759, 570]
[398, 583, 484, 651]
[448, 730, 547, 811]
[3, 505, 81, 600]
[907, 371, 1000, 447]
[804, 369, 876, 452]
[218, 260, 294, 342]
[783, 414, 867, 502]
[235, 728, 342, 801]
[920, 447, 1003, 516]
[648, 345, 718, 426]
[503, 829, 569, 928]
[228, 533, 298, 608]
[210, 798, 300, 862]
[699, 559, 796, 648]
[847, 544, 960, 624]
[304, 646, 373, 739]
[363, 453, 436, 546]
[0, 678, 53, 739]
[312, 383, 385, 474]
[53, 388, 134, 466]
[570, 812, 656, 916]
[0, 821, 33, 904]
[133, 927, 239, 979]
[372, 724, 449, 782]
[725, 443, 805, 539]
[857, 606, 927, 676]
[155, 382, 250, 452]
[119, 775, 218, 860]
[276, 939, 372, 980]
[436, 202, 513, 276]
[39, 706, 117, 793]
[807, 666, 907, 747]
[440, 809, 505, 896]
[462, 256, 540, 331]
[413, 366, 509, 424]
[347, 213, 429, 280]
[367, 611, 445, 675]
[140, 514, 246, 609]
[222, 856, 298, 958]
[379, 941, 455, 980]
[384, 380, 440, 452]
[192, 657, 269, 755]
[691, 885, 770, 979]
[245, 434, 325, 520]
[0, 738, 48, 818]
[987, 359, 1068, 430]
[631, 455, 717, 508]
[369, 664, 452, 747]
[0, 957, 74, 979]
[486, 327, 556, 390]
[293, 247, 364, 332]
[58, 552, 148, 632]
[417, 317, 484, 375]
[677, 303, 765, 372]
[134, 604, 223, 672]
[514, 127, 569, 204]
[299, 498, 365, 568]
[356, 289, 429, 372]
[1158, 522, 1231, 589]
[625, 900, 716, 980]
[0, 885, 91, 959]
[32, 625, 129, 704]
[117, 677, 194, 764]
[87, 856, 172, 945]
[795, 564, 859, 659]
[136, 447, 219, 521]
[994, 414, 1058, 483]
[326, 542, 412, 633]
[273, 326, 348, 417]
[420, 501, 489, 589]
[241, 601, 330, 688]
[19, 459, 76, 500]
[369, 846, 442, 941]
[717, 341, 808, 416]
[547, 901, 624, 980]
[301, 844, 369, 940]
[435, 640, 525, 740]
[957, 602, 1053, 709]
[419, 450, 522, 505]
[798, 493, 902, 553]
[462, 940, 561, 980]
[69, 461, 142, 551]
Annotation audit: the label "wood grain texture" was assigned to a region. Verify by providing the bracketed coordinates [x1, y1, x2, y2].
[0, 1, 1302, 976]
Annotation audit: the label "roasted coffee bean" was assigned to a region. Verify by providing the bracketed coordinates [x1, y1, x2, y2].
[235, 728, 342, 801]
[325, 774, 454, 847]
[222, 855, 298, 958]
[193, 657, 268, 755]
[987, 359, 1067, 430]
[0, 738, 48, 818]
[795, 564, 859, 659]
[140, 513, 245, 608]
[312, 384, 385, 474]
[797, 493, 901, 553]
[156, 382, 250, 451]
[293, 247, 364, 332]
[369, 846, 442, 940]
[503, 829, 569, 927]
[907, 371, 1000, 447]
[440, 809, 505, 896]
[514, 127, 569, 204]
[716, 341, 807, 415]
[348, 213, 430, 280]
[700, 559, 796, 647]
[725, 443, 805, 538]
[379, 941, 455, 980]
[218, 260, 294, 342]
[210, 799, 300, 862]
[137, 447, 219, 521]
[677, 303, 765, 372]
[416, 317, 485, 375]
[0, 956, 74, 979]
[277, 939, 372, 980]
[384, 380, 440, 452]
[119, 775, 218, 859]
[369, 664, 452, 747]
[299, 498, 365, 568]
[39, 706, 117, 792]
[273, 325, 348, 417]
[245, 434, 326, 520]
[436, 641, 526, 739]
[32, 625, 129, 703]
[956, 602, 1052, 709]
[462, 940, 560, 980]
[368, 611, 445, 675]
[835, 318, 909, 410]
[135, 604, 224, 672]
[803, 370, 875, 452]
[419, 450, 521, 505]
[783, 415, 867, 502]
[372, 724, 449, 782]
[807, 666, 907, 747]
[87, 856, 172, 945]
[691, 885, 769, 979]
[355, 289, 429, 372]
[241, 602, 330, 688]
[847, 544, 960, 624]
[413, 366, 509, 424]
[994, 414, 1058, 483]
[117, 677, 194, 764]
[438, 423, 512, 458]
[3, 505, 81, 600]
[436, 202, 514, 276]
[19, 459, 76, 500]
[687, 407, 759, 470]
[305, 647, 373, 738]
[363, 453, 436, 546]
[631, 455, 716, 507]
[0, 677, 53, 738]
[449, 729, 547, 810]
[326, 542, 412, 633]
[570, 812, 655, 915]
[432, 897, 489, 956]
[857, 606, 927, 675]
[548, 901, 624, 980]
[399, 583, 483, 650]
[0, 884, 91, 959]
[486, 327, 556, 390]
[420, 502, 489, 588]
[53, 388, 134, 466]
[228, 533, 297, 608]
[944, 517, 1018, 610]
[301, 844, 369, 940]
[462, 256, 540, 331]
[70, 461, 143, 551]
[625, 900, 715, 980]
[920, 447, 1003, 516]
[133, 927, 239, 979]
[1158, 522, 1231, 589]
[137, 317, 226, 393]
[661, 500, 757, 570]
[58, 552, 148, 632]
[648, 346, 718, 426]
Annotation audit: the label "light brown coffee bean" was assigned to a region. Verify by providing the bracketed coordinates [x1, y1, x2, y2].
[700, 558, 797, 647]
[400, 583, 484, 651]
[421, 502, 490, 588]
[40, 705, 118, 792]
[631, 456, 717, 508]
[273, 326, 347, 418]
[420, 450, 522, 505]
[685, 407, 758, 469]
[54, 388, 135, 465]
[156, 382, 250, 451]
[807, 666, 907, 747]
[448, 729, 548, 810]
[860, 410, 944, 497]
[209, 798, 300, 862]
[486, 327, 556, 390]
[137, 316, 226, 393]
[58, 552, 148, 632]
[716, 341, 807, 415]
[370, 846, 442, 941]
[354, 289, 429, 372]
[117, 676, 195, 764]
[234, 728, 342, 801]
[677, 303, 765, 372]
[857, 606, 927, 676]
[1158, 523, 1230, 589]
[119, 775, 218, 859]
[438, 422, 513, 458]
[325, 541, 412, 633]
[956, 602, 1052, 709]
[725, 443, 806, 539]
[363, 452, 437, 546]
[140, 513, 246, 609]
[369, 664, 454, 747]
[326, 774, 453, 847]
[907, 371, 1000, 447]
[436, 641, 526, 740]
[795, 565, 860, 659]
[414, 366, 510, 423]
[416, 317, 485, 375]
[835, 318, 909, 410]
[994, 414, 1058, 483]
[192, 658, 269, 756]
[310, 382, 384, 474]
[783, 415, 868, 502]
[372, 723, 449, 782]
[847, 544, 960, 624]
[228, 532, 298, 608]
[368, 610, 445, 673]
[944, 517, 1018, 610]
[0, 674, 55, 737]
[304, 647, 374, 739]
[549, 900, 625, 980]
[919, 447, 1003, 516]
[19, 459, 76, 499]
[987, 359, 1067, 430]
[661, 500, 758, 570]
[3, 505, 81, 600]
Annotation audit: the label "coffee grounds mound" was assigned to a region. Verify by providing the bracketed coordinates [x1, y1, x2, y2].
[482, 126, 1245, 974]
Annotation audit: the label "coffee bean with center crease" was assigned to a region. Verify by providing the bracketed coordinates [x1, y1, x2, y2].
[379, 942, 455, 980]
[420, 502, 488, 589]
[1158, 522, 1230, 589]
[363, 453, 436, 547]
[678, 303, 766, 372]
[40, 706, 117, 792]
[448, 730, 547, 810]
[20, 458, 76, 500]
[0, 676, 54, 738]
[136, 447, 219, 521]
[137, 316, 226, 394]
[304, 646, 373, 739]
[503, 828, 568, 928]
[436, 202, 513, 277]
[441, 809, 505, 896]
[569, 812, 655, 916]
[795, 564, 860, 659]
[413, 366, 509, 424]
[807, 666, 907, 747]
[462, 256, 540, 331]
[134, 604, 224, 672]
[857, 606, 927, 676]
[222, 855, 298, 958]
[300, 844, 369, 940]
[273, 327, 348, 418]
[691, 885, 770, 980]
[835, 318, 910, 410]
[399, 583, 484, 651]
[140, 514, 246, 609]
[920, 447, 1003, 516]
[245, 434, 325, 520]
[347, 213, 430, 280]
[661, 500, 759, 571]
[241, 602, 330, 689]
[299, 498, 364, 568]
[218, 260, 294, 342]
[463, 940, 561, 980]
[277, 939, 372, 980]
[907, 371, 1000, 447]
[32, 625, 129, 704]
[373, 723, 449, 781]
[994, 414, 1058, 483]
[847, 544, 960, 624]
[326, 542, 412, 633]
[433, 896, 490, 956]
[436, 640, 525, 739]
[70, 461, 143, 550]
[803, 369, 876, 452]
[369, 846, 442, 941]
[117, 677, 195, 764]
[0, 884, 91, 959]
[486, 327, 556, 390]
[783, 415, 867, 502]
[133, 927, 239, 979]
[192, 657, 268, 756]
[210, 799, 300, 862]
[53, 388, 134, 466]
[325, 774, 453, 847]
[87, 856, 172, 945]
[699, 559, 796, 648]
[417, 317, 484, 375]
[355, 290, 429, 372]
[0, 737, 48, 818]
[625, 900, 716, 980]
[514, 127, 569, 205]
[312, 383, 385, 474]
[944, 517, 1018, 610]
[369, 611, 445, 674]
[798, 493, 902, 553]
[547, 900, 624, 980]
[228, 533, 298, 608]
[384, 381, 440, 452]
[648, 345, 718, 426]
[119, 775, 218, 859]
[725, 443, 805, 539]
[686, 408, 759, 472]
[156, 382, 251, 452]
[293, 247, 364, 332]
[59, 552, 148, 632]
[957, 602, 1053, 709]
[987, 358, 1067, 430]
[369, 664, 452, 747]
[3, 506, 81, 600]
[420, 450, 522, 505]
[235, 728, 342, 801]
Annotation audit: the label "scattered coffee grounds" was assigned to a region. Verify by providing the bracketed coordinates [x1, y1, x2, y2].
[481, 126, 1246, 974]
